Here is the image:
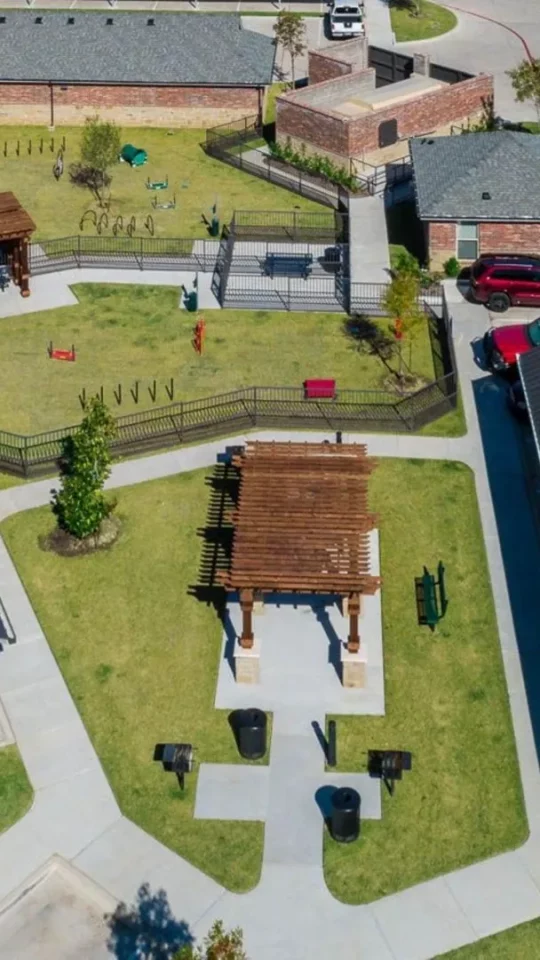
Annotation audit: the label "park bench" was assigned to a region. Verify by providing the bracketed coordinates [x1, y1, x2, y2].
[415, 561, 447, 630]
[304, 378, 336, 400]
[264, 253, 313, 279]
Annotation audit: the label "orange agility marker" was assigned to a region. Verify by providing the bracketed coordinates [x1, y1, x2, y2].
[193, 316, 206, 355]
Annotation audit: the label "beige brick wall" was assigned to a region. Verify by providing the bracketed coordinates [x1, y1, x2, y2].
[0, 82, 262, 127]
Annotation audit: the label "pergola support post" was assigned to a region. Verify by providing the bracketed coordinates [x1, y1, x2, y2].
[239, 588, 254, 649]
[20, 238, 30, 297]
[347, 592, 360, 653]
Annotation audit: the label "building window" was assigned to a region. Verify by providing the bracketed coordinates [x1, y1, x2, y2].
[457, 221, 478, 260]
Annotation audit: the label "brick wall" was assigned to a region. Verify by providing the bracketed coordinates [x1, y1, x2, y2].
[479, 221, 540, 254]
[308, 39, 368, 85]
[277, 70, 493, 162]
[427, 221, 456, 269]
[427, 219, 540, 269]
[0, 83, 262, 127]
[348, 74, 493, 156]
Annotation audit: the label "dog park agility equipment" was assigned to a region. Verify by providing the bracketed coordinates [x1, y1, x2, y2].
[146, 175, 168, 190]
[119, 144, 148, 168]
[48, 341, 76, 362]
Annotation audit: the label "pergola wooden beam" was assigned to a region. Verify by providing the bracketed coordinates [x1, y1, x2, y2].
[221, 441, 381, 651]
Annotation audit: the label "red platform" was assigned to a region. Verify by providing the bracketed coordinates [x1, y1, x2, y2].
[304, 378, 336, 399]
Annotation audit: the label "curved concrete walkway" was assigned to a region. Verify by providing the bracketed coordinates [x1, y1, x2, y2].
[0, 296, 540, 959]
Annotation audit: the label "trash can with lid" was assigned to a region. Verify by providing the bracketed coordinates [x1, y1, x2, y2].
[185, 290, 198, 312]
[238, 708, 267, 760]
[330, 786, 360, 843]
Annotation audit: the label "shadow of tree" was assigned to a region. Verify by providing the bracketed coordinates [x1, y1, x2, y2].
[106, 883, 193, 960]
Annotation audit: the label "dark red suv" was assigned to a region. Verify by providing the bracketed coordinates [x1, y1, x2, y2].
[470, 253, 540, 312]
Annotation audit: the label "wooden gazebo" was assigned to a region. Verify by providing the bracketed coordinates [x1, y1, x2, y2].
[220, 441, 381, 657]
[0, 193, 35, 297]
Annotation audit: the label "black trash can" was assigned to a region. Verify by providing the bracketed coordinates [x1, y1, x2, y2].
[238, 708, 267, 760]
[330, 786, 360, 843]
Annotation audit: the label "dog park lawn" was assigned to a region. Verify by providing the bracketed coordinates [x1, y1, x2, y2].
[1, 458, 525, 895]
[0, 125, 321, 241]
[390, 0, 457, 41]
[0, 746, 33, 835]
[0, 284, 437, 434]
[324, 458, 527, 904]
[440, 920, 540, 959]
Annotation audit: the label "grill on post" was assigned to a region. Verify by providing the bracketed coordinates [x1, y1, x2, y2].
[161, 742, 195, 790]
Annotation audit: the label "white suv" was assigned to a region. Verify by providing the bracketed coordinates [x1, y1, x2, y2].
[328, 1, 365, 39]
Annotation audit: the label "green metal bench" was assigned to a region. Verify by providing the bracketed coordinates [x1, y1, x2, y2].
[415, 561, 448, 630]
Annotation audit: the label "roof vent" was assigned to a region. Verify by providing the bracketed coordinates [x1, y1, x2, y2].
[106, 17, 113, 25]
[34, 15, 43, 24]
[482, 191, 491, 200]
[67, 16, 75, 24]
[147, 17, 155, 25]
[0, 16, 5, 24]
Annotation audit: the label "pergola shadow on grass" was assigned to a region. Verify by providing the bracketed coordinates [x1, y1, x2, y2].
[0, 457, 525, 900]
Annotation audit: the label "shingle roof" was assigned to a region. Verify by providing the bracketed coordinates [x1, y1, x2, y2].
[519, 349, 540, 462]
[410, 132, 540, 221]
[0, 11, 275, 86]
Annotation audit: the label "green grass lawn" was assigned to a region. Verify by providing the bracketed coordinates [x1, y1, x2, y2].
[0, 125, 321, 241]
[440, 920, 540, 959]
[390, 0, 457, 41]
[324, 458, 527, 903]
[0, 284, 436, 434]
[1, 458, 524, 896]
[0, 746, 33, 834]
[1, 469, 265, 892]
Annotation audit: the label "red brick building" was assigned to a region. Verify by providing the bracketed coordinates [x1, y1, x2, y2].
[410, 132, 540, 270]
[276, 40, 493, 168]
[0, 11, 273, 127]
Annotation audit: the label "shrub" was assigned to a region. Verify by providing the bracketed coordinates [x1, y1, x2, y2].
[443, 256, 461, 278]
[267, 140, 360, 192]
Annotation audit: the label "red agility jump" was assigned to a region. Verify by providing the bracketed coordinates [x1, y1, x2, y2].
[48, 341, 76, 362]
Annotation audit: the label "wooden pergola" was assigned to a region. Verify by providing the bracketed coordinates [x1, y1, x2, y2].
[0, 193, 35, 297]
[219, 441, 381, 653]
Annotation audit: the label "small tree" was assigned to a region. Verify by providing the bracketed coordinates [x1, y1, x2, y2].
[382, 269, 424, 378]
[73, 115, 121, 207]
[52, 398, 116, 540]
[175, 921, 247, 960]
[273, 11, 306, 89]
[508, 58, 540, 121]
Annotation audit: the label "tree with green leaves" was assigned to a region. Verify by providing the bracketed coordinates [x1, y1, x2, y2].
[382, 268, 424, 378]
[70, 115, 121, 207]
[52, 397, 116, 540]
[508, 58, 540, 121]
[273, 11, 306, 89]
[175, 921, 247, 960]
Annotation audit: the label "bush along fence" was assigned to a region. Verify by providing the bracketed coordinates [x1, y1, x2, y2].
[204, 116, 352, 211]
[0, 301, 457, 478]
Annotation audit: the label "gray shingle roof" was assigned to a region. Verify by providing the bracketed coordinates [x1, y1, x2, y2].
[410, 132, 540, 221]
[0, 11, 275, 86]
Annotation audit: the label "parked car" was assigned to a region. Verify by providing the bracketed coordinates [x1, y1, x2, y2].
[483, 317, 540, 372]
[328, 1, 365, 39]
[507, 377, 529, 423]
[470, 253, 540, 312]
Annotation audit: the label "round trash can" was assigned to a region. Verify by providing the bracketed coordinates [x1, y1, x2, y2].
[330, 786, 360, 843]
[238, 708, 267, 760]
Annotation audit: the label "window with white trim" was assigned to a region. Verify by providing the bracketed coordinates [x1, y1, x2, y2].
[457, 222, 478, 260]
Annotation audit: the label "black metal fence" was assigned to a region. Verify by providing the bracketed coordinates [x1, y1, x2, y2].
[205, 119, 351, 210]
[231, 209, 345, 242]
[30, 236, 218, 274]
[0, 298, 457, 478]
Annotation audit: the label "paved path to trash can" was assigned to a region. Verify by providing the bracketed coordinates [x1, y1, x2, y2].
[2, 294, 540, 959]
